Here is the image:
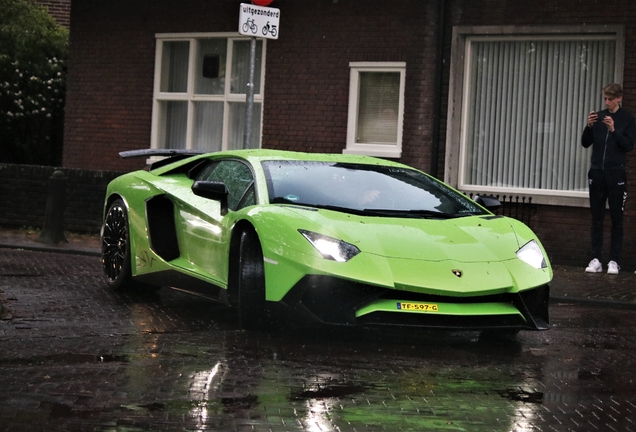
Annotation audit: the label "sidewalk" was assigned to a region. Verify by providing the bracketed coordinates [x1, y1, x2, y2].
[1, 226, 635, 309]
[550, 263, 636, 308]
[0, 227, 100, 257]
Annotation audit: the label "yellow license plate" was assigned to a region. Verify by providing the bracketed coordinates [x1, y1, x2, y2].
[397, 302, 439, 312]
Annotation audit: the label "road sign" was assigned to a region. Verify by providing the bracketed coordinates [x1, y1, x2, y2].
[239, 3, 280, 40]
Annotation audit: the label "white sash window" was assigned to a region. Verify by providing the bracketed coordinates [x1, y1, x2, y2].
[153, 34, 265, 152]
[345, 62, 405, 158]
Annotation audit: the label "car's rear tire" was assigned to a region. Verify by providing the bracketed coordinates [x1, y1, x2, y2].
[235, 228, 270, 330]
[101, 199, 134, 291]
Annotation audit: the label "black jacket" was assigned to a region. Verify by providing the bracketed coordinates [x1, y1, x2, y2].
[582, 107, 636, 170]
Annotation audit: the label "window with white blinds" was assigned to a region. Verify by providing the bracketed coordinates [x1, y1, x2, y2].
[356, 72, 401, 143]
[345, 62, 405, 158]
[152, 34, 265, 152]
[460, 35, 616, 196]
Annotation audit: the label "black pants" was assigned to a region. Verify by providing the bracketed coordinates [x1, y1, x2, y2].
[588, 168, 627, 263]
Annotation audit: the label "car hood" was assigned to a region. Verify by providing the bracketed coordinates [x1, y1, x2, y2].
[260, 205, 525, 263]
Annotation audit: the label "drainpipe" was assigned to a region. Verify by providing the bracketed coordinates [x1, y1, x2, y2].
[430, 0, 445, 179]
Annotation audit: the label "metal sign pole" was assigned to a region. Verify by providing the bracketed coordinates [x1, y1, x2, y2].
[239, 2, 279, 148]
[243, 36, 256, 149]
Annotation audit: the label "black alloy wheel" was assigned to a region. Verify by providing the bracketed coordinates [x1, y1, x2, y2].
[101, 199, 132, 290]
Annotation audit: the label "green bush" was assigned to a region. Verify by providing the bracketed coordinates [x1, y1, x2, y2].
[0, 0, 68, 165]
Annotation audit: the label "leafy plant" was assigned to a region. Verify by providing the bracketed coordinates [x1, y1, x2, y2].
[0, 0, 68, 165]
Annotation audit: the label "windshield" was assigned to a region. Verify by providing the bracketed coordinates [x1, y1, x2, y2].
[262, 160, 488, 218]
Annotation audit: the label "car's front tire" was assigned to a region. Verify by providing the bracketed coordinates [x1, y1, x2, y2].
[234, 228, 271, 330]
[101, 199, 133, 290]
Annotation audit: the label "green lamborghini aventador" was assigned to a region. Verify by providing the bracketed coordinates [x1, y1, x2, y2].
[101, 149, 551, 331]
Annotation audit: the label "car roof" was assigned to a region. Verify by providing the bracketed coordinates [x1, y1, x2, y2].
[150, 149, 410, 175]
[213, 149, 403, 166]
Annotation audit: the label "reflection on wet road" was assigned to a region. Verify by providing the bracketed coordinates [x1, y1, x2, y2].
[1, 249, 635, 431]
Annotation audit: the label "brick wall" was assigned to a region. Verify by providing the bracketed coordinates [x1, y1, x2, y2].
[261, 1, 437, 171]
[63, 0, 439, 173]
[0, 164, 122, 233]
[534, 205, 590, 268]
[36, 0, 71, 28]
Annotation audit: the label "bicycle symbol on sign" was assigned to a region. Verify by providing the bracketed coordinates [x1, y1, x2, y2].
[242, 18, 258, 34]
[262, 21, 277, 37]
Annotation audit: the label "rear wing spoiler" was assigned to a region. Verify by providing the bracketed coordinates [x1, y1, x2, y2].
[119, 149, 206, 170]
[119, 149, 204, 159]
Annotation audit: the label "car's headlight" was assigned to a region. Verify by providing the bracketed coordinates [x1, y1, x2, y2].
[299, 230, 360, 262]
[516, 240, 547, 269]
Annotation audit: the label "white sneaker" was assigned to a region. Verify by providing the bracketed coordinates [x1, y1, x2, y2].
[585, 258, 602, 273]
[607, 260, 620, 275]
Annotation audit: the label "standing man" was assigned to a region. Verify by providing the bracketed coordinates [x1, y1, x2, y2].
[582, 83, 636, 274]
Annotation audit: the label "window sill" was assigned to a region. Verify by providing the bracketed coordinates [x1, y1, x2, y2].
[343, 146, 401, 159]
[460, 185, 590, 208]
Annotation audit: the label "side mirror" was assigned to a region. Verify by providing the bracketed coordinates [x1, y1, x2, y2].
[192, 181, 229, 215]
[474, 194, 501, 212]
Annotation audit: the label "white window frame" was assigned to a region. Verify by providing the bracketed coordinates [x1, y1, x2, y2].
[151, 32, 266, 152]
[344, 62, 405, 158]
[445, 25, 624, 207]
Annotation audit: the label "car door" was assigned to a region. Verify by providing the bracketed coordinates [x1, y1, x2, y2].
[175, 159, 256, 286]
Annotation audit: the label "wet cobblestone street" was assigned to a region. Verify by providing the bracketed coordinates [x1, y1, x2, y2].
[1, 248, 636, 431]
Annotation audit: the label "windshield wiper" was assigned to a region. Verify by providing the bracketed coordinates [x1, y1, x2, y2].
[270, 199, 361, 214]
[270, 199, 470, 219]
[270, 197, 298, 204]
[403, 209, 458, 219]
[355, 209, 458, 219]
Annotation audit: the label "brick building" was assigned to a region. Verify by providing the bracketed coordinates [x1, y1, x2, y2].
[36, 0, 71, 28]
[60, 0, 636, 267]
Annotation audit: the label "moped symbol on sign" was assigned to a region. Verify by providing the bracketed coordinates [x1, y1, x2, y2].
[239, 3, 280, 40]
